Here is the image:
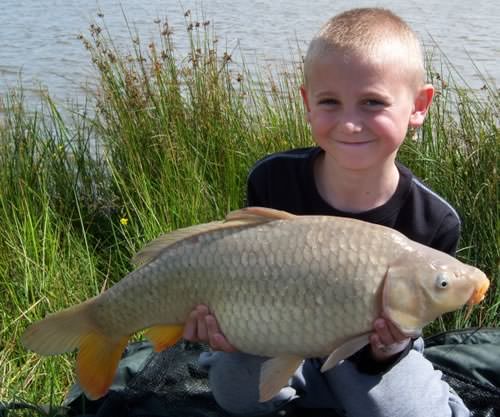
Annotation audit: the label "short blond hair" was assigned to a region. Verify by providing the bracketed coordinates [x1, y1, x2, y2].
[304, 8, 425, 89]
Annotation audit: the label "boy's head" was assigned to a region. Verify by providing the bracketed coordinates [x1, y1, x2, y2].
[304, 8, 425, 91]
[300, 8, 434, 173]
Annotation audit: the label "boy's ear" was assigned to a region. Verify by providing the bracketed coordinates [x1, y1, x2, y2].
[409, 84, 434, 128]
[300, 85, 311, 122]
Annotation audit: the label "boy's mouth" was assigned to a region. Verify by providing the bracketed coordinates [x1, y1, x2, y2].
[335, 139, 374, 146]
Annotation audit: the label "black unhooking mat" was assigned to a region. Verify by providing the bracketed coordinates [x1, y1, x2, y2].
[423, 328, 500, 417]
[1, 328, 499, 417]
[62, 341, 334, 417]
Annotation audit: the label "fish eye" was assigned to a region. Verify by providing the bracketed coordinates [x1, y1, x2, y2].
[435, 273, 450, 289]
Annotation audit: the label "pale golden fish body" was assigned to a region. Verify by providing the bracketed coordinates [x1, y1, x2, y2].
[22, 207, 489, 401]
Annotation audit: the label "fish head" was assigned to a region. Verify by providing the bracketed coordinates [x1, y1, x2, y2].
[383, 248, 489, 336]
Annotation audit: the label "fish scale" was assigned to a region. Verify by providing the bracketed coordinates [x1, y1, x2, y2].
[21, 207, 489, 402]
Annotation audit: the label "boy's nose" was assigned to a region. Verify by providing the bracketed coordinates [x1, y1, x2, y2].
[338, 109, 363, 134]
[341, 120, 363, 134]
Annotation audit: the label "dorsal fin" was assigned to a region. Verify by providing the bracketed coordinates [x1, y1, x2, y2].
[225, 207, 297, 222]
[132, 207, 296, 267]
[132, 221, 224, 267]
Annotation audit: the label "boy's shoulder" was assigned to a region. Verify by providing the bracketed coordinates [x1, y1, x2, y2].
[396, 163, 461, 254]
[249, 147, 318, 174]
[246, 147, 320, 213]
[399, 163, 459, 222]
[248, 146, 319, 185]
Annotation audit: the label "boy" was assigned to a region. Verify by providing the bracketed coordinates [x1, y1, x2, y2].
[184, 8, 468, 417]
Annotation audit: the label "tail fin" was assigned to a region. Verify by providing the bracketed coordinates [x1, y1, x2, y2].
[21, 299, 97, 355]
[22, 299, 129, 400]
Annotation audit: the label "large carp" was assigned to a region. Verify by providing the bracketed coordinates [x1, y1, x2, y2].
[22, 207, 489, 401]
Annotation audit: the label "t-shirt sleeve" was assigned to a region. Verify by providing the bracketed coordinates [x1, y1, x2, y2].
[246, 164, 267, 207]
[431, 212, 461, 256]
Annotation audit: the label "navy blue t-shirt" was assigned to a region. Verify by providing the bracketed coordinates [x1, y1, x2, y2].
[247, 147, 460, 256]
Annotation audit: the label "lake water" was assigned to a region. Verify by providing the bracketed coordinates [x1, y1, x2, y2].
[1, 0, 499, 104]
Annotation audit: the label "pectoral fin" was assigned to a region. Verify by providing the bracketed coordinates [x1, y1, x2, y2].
[320, 333, 371, 372]
[145, 324, 184, 351]
[259, 355, 303, 402]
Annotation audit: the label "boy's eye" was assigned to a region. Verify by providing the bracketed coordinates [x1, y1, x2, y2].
[318, 98, 339, 106]
[364, 99, 386, 107]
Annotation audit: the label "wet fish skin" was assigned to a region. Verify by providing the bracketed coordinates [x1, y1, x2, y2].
[21, 207, 489, 401]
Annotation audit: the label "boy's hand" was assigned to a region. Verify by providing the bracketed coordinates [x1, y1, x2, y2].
[369, 317, 411, 362]
[183, 304, 238, 352]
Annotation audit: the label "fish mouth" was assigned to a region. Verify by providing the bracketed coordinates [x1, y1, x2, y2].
[467, 279, 490, 305]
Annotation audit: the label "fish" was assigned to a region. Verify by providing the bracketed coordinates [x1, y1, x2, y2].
[21, 207, 490, 402]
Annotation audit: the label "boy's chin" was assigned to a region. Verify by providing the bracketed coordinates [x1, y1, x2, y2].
[329, 156, 392, 172]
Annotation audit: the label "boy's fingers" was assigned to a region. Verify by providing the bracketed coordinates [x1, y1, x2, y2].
[374, 319, 395, 345]
[184, 308, 205, 341]
[196, 312, 209, 341]
[206, 315, 238, 352]
[375, 318, 408, 344]
[370, 333, 408, 359]
[183, 305, 210, 342]
[370, 333, 382, 351]
[205, 314, 220, 336]
[371, 319, 410, 361]
[183, 314, 196, 341]
[386, 320, 408, 342]
[380, 314, 409, 341]
[196, 304, 210, 315]
[210, 333, 237, 352]
[183, 305, 238, 352]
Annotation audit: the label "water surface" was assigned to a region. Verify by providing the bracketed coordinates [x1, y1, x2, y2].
[1, 0, 498, 103]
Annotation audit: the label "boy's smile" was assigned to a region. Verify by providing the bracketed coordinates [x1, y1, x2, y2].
[301, 49, 432, 173]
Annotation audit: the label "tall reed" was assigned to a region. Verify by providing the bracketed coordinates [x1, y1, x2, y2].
[0, 92, 110, 404]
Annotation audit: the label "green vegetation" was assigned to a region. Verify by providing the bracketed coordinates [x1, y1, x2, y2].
[0, 12, 498, 408]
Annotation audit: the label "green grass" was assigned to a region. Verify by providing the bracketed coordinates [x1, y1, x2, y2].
[0, 11, 498, 408]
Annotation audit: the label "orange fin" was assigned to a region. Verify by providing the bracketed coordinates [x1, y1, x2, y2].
[144, 324, 184, 352]
[77, 332, 129, 400]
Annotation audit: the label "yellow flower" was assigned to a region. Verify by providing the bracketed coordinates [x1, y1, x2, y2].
[120, 217, 129, 225]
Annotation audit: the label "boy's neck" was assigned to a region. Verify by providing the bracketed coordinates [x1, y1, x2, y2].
[314, 153, 400, 213]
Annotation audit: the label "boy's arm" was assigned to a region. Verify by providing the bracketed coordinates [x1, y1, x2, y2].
[246, 171, 267, 207]
[432, 213, 461, 256]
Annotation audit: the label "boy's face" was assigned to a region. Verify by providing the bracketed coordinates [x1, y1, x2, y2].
[301, 49, 433, 172]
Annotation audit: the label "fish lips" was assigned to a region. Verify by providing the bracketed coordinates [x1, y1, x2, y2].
[467, 279, 490, 305]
